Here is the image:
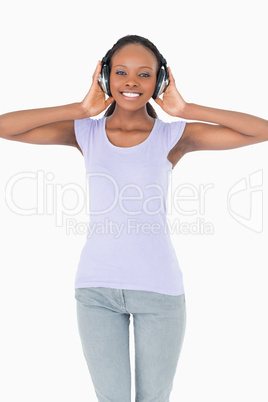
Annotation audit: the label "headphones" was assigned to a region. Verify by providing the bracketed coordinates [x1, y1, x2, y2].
[98, 48, 170, 99]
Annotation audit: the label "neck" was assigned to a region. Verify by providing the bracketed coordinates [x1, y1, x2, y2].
[107, 103, 154, 130]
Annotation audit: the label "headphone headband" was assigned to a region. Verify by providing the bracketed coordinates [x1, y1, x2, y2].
[102, 49, 111, 65]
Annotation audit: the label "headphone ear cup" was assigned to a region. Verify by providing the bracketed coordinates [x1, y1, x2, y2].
[152, 68, 165, 100]
[103, 65, 112, 97]
[98, 64, 112, 97]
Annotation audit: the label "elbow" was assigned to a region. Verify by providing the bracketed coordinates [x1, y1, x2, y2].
[0, 116, 5, 138]
[0, 116, 10, 139]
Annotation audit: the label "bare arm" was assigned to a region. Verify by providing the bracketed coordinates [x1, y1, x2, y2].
[0, 103, 86, 154]
[0, 60, 114, 153]
[0, 103, 84, 138]
[154, 66, 268, 161]
[180, 103, 268, 153]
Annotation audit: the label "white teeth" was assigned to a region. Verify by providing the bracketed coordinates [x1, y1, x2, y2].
[122, 92, 140, 98]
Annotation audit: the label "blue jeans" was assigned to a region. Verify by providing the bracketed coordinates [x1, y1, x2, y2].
[75, 287, 186, 402]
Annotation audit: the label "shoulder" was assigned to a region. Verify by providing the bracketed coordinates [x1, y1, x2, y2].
[74, 116, 103, 154]
[74, 116, 105, 136]
[157, 118, 188, 153]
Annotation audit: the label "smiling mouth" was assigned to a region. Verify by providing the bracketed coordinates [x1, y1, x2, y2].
[120, 92, 142, 99]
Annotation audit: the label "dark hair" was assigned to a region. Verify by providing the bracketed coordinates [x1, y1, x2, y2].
[103, 35, 163, 119]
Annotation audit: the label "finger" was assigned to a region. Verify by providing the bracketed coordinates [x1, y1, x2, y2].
[167, 66, 175, 83]
[153, 97, 163, 107]
[92, 60, 102, 80]
[91, 64, 103, 92]
[105, 96, 115, 107]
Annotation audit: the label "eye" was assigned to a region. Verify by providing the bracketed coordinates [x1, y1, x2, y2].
[115, 70, 151, 77]
[115, 70, 126, 75]
[140, 73, 151, 77]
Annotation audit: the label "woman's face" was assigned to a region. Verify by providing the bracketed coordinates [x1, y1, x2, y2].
[109, 44, 158, 109]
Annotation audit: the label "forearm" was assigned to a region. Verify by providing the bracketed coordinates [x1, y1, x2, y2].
[181, 103, 268, 138]
[0, 102, 85, 137]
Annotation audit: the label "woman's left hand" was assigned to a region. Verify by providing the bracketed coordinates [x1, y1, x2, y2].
[153, 66, 187, 117]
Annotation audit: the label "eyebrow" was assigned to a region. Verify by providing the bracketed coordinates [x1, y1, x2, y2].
[113, 64, 153, 70]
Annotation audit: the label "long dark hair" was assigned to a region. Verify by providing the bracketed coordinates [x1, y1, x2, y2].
[103, 35, 163, 119]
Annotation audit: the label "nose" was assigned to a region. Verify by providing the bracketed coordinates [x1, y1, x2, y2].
[124, 73, 139, 88]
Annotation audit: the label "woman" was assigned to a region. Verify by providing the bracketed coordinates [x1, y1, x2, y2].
[0, 34, 267, 402]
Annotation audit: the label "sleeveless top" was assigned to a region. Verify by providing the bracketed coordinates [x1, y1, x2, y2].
[74, 115, 187, 296]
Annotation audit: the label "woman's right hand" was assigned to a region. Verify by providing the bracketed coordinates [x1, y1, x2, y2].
[79, 60, 115, 118]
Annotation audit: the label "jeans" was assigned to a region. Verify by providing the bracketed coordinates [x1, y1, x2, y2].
[75, 287, 186, 402]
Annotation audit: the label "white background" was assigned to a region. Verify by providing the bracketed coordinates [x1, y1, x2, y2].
[0, 0, 267, 401]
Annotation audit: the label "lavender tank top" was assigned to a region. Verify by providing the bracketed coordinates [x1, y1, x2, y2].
[74, 115, 186, 296]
